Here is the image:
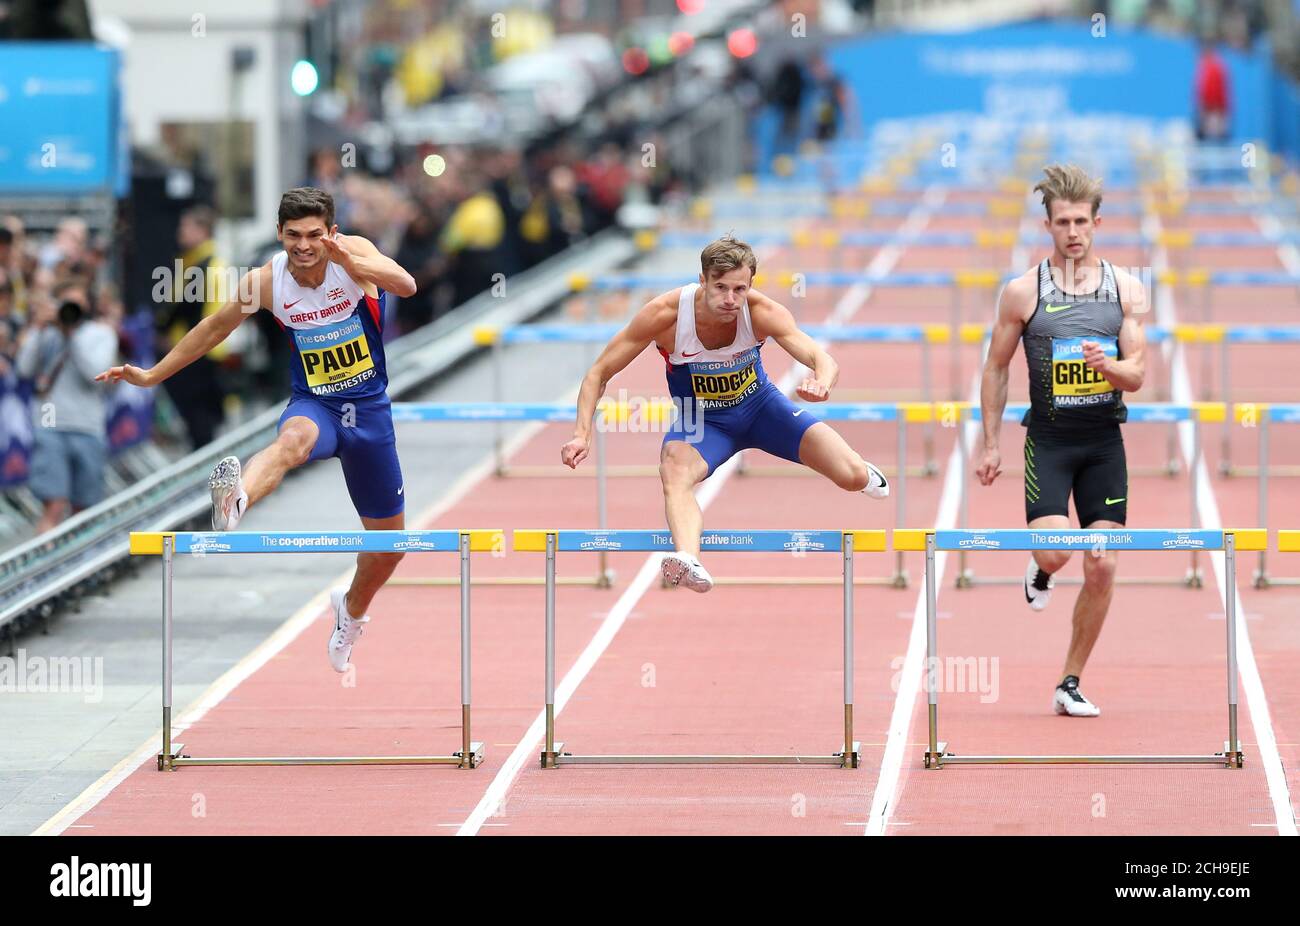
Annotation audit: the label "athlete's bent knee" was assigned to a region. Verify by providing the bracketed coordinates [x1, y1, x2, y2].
[660, 442, 703, 488]
[1038, 550, 1072, 574]
[278, 429, 316, 468]
[839, 457, 870, 492]
[1082, 552, 1116, 588]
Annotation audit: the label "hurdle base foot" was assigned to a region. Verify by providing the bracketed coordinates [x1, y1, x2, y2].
[890, 569, 909, 589]
[157, 743, 186, 772]
[953, 569, 974, 589]
[540, 743, 567, 769]
[1220, 742, 1246, 769]
[923, 742, 949, 770]
[1185, 567, 1204, 588]
[1252, 569, 1270, 589]
[455, 742, 485, 769]
[837, 741, 862, 769]
[597, 569, 617, 589]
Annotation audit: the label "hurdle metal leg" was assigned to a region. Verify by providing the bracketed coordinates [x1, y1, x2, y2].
[543, 534, 860, 768]
[595, 426, 614, 588]
[1224, 533, 1245, 768]
[157, 537, 183, 770]
[1188, 419, 1203, 587]
[1255, 416, 1270, 587]
[157, 537, 483, 770]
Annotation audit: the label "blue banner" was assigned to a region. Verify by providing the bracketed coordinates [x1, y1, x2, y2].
[0, 43, 120, 193]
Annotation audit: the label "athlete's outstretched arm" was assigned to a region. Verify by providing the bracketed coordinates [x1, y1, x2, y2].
[977, 277, 1032, 486]
[96, 264, 269, 388]
[562, 295, 677, 468]
[750, 291, 838, 401]
[1083, 277, 1146, 392]
[324, 231, 417, 298]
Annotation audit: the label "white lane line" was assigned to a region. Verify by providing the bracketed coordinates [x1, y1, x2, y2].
[1150, 204, 1297, 837]
[32, 402, 558, 837]
[457, 188, 948, 836]
[865, 218, 1031, 836]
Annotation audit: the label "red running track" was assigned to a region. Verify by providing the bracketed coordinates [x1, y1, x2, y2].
[52, 188, 1296, 835]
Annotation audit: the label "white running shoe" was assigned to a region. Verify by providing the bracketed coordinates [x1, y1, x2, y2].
[1024, 558, 1054, 612]
[661, 552, 714, 593]
[1053, 675, 1101, 717]
[208, 455, 248, 531]
[328, 589, 370, 673]
[861, 459, 890, 499]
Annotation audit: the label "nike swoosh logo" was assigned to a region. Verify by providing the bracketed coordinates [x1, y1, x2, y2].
[397, 486, 404, 496]
[793, 409, 804, 417]
[1044, 303, 1073, 313]
[283, 299, 303, 310]
[1105, 496, 1125, 505]
[681, 351, 702, 358]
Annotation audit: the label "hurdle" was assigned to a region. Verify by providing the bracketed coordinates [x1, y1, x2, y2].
[1203, 326, 1300, 472]
[894, 527, 1264, 769]
[515, 528, 886, 767]
[1233, 405, 1300, 588]
[130, 529, 494, 770]
[948, 402, 1224, 588]
[475, 321, 960, 456]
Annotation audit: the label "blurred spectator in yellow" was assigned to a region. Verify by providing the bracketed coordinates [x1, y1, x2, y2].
[155, 205, 229, 448]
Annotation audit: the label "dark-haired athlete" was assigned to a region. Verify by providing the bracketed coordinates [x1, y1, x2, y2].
[98, 187, 417, 674]
[977, 164, 1147, 717]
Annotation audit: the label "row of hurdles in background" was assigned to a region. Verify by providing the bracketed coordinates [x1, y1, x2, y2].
[131, 526, 1284, 773]
[388, 396, 1300, 590]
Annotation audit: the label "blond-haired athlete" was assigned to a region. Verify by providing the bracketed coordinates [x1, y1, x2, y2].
[976, 165, 1148, 717]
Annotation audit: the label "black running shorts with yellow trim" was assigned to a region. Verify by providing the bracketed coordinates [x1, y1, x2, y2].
[1024, 424, 1128, 526]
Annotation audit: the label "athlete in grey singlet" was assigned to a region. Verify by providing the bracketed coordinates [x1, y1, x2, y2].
[976, 164, 1149, 718]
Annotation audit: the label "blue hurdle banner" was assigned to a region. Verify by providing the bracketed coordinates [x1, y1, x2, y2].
[513, 529, 887, 553]
[893, 527, 1265, 552]
[516, 528, 887, 768]
[132, 528, 496, 772]
[895, 527, 1258, 770]
[129, 529, 502, 555]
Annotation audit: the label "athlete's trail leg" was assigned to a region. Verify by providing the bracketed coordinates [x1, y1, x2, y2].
[1027, 514, 1072, 575]
[660, 441, 709, 555]
[1062, 519, 1119, 679]
[797, 422, 870, 490]
[242, 417, 319, 507]
[348, 511, 406, 616]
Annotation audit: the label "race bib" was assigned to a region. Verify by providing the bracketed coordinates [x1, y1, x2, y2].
[1052, 337, 1117, 408]
[687, 345, 762, 410]
[293, 316, 376, 395]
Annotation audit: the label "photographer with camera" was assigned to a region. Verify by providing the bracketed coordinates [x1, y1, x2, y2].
[14, 281, 119, 532]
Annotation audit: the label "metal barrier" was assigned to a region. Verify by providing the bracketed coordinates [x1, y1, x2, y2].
[1203, 328, 1300, 471]
[1232, 405, 1300, 588]
[129, 529, 499, 770]
[0, 227, 636, 648]
[513, 528, 887, 768]
[946, 402, 1225, 588]
[894, 527, 1264, 769]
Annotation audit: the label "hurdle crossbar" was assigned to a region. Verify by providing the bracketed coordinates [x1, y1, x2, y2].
[130, 529, 497, 771]
[514, 528, 887, 768]
[894, 527, 1263, 768]
[949, 402, 1223, 588]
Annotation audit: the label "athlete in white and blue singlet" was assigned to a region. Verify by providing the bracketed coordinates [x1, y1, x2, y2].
[561, 236, 890, 592]
[97, 188, 417, 673]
